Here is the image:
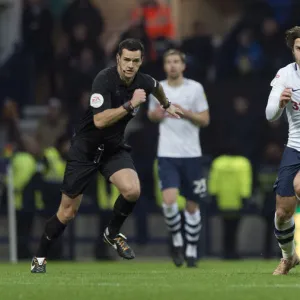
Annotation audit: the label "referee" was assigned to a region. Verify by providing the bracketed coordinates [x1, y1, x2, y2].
[31, 38, 182, 273]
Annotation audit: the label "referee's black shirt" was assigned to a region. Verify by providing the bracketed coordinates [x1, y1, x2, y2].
[72, 66, 157, 155]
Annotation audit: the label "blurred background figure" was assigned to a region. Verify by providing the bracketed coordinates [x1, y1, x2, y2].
[22, 0, 54, 103]
[259, 17, 286, 75]
[131, 0, 175, 42]
[12, 134, 43, 259]
[36, 98, 68, 151]
[0, 98, 21, 156]
[234, 28, 264, 77]
[131, 0, 175, 62]
[208, 143, 252, 259]
[225, 96, 260, 165]
[62, 0, 104, 43]
[181, 21, 213, 83]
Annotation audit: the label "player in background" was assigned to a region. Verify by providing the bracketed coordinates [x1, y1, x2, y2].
[148, 49, 210, 267]
[265, 26, 300, 275]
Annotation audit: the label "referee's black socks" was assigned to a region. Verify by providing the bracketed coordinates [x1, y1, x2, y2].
[36, 215, 66, 258]
[107, 195, 136, 238]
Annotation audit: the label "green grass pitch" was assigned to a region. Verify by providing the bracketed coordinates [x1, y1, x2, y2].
[0, 260, 299, 300]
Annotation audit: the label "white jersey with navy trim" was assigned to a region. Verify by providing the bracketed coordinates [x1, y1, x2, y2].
[149, 78, 209, 157]
[266, 63, 300, 151]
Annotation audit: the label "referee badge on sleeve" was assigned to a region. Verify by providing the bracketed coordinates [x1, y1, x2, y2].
[90, 93, 104, 108]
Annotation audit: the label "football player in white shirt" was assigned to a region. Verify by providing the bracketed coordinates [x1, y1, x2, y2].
[266, 26, 300, 275]
[148, 49, 210, 267]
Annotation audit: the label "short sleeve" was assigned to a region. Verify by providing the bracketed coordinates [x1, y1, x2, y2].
[90, 72, 112, 115]
[194, 83, 209, 113]
[141, 74, 159, 95]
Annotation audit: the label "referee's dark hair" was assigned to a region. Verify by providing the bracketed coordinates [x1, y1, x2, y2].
[286, 26, 300, 50]
[118, 39, 145, 57]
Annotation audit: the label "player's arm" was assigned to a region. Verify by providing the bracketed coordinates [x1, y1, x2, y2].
[186, 110, 209, 127]
[173, 84, 210, 127]
[265, 70, 289, 122]
[151, 82, 183, 119]
[175, 107, 210, 127]
[266, 88, 291, 121]
[147, 95, 165, 123]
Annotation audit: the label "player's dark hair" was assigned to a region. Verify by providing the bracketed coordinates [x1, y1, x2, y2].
[286, 26, 300, 50]
[163, 49, 186, 63]
[118, 38, 144, 57]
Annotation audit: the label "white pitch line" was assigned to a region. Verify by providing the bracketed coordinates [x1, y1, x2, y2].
[0, 281, 172, 288]
[97, 283, 121, 287]
[229, 284, 300, 288]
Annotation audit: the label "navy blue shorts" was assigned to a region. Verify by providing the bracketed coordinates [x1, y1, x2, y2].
[158, 157, 207, 202]
[274, 146, 300, 197]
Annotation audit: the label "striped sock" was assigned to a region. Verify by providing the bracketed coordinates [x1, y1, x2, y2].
[184, 209, 201, 258]
[274, 213, 295, 259]
[162, 203, 183, 247]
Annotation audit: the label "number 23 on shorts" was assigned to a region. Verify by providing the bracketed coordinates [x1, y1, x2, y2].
[193, 178, 207, 197]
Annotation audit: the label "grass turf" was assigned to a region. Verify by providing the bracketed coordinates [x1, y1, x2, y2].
[0, 260, 299, 300]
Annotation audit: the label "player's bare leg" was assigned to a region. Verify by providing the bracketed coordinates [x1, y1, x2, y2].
[273, 189, 299, 275]
[31, 193, 82, 273]
[162, 188, 184, 267]
[295, 171, 300, 202]
[184, 201, 201, 268]
[103, 168, 140, 260]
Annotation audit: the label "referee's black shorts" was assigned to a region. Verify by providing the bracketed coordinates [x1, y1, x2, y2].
[61, 141, 136, 198]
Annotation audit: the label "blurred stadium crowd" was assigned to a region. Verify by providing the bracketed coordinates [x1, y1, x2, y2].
[0, 0, 299, 261]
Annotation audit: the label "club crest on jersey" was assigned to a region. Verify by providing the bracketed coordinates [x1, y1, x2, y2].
[90, 93, 104, 108]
